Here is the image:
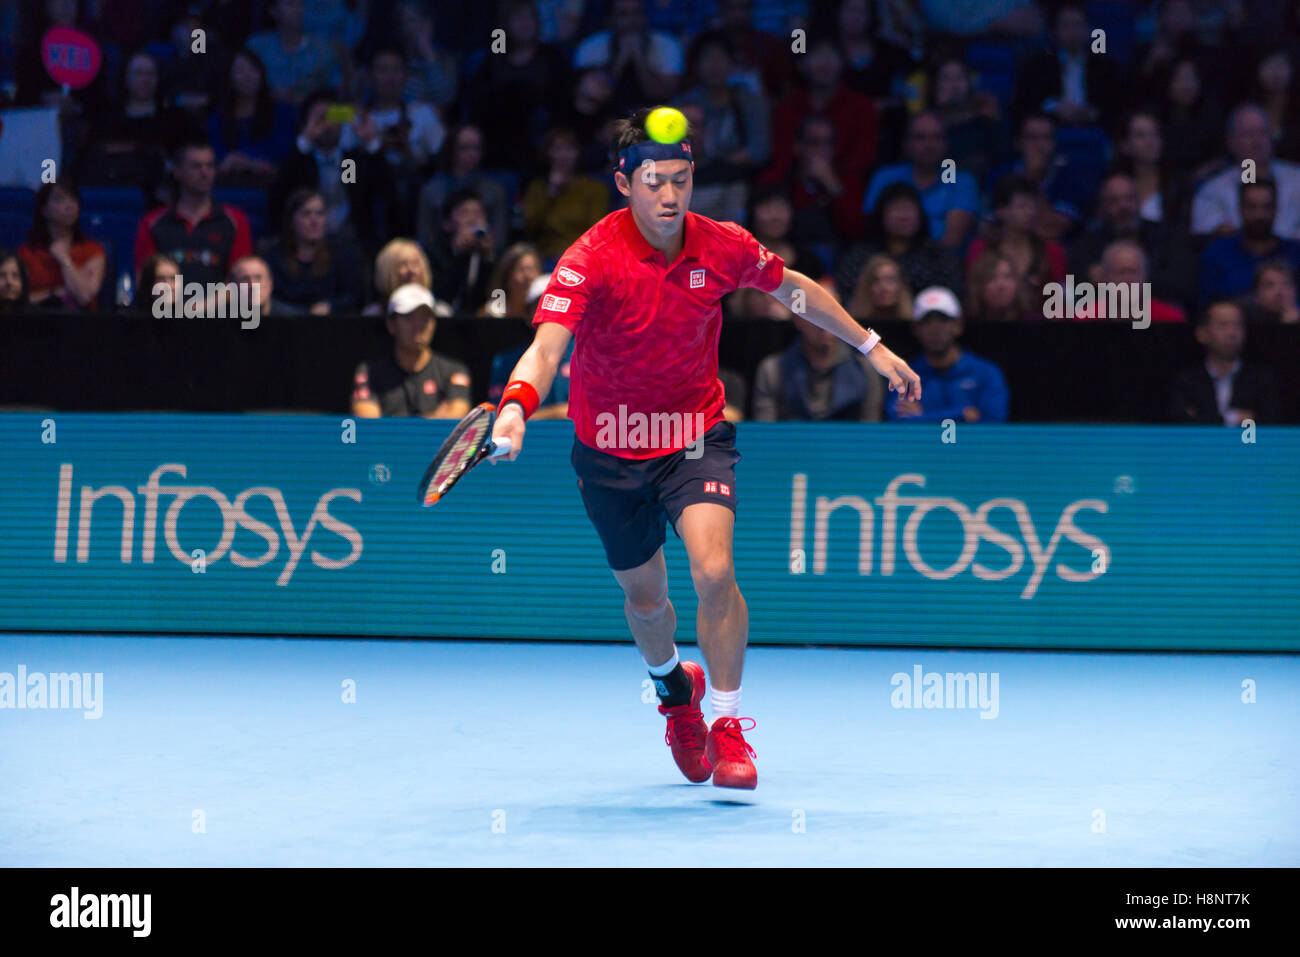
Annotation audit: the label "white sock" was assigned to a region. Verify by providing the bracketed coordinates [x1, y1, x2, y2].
[646, 648, 679, 676]
[711, 686, 741, 721]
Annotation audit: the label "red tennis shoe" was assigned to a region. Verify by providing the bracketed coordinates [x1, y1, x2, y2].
[657, 661, 711, 783]
[706, 717, 757, 790]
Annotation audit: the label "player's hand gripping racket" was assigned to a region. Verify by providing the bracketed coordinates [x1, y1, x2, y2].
[417, 403, 513, 506]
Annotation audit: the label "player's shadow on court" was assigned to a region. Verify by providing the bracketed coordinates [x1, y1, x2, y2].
[657, 784, 756, 807]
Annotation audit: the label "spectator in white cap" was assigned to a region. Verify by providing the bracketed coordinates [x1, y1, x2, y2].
[351, 283, 472, 419]
[487, 271, 575, 419]
[886, 286, 1010, 422]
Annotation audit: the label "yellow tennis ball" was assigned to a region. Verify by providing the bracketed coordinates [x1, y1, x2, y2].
[645, 107, 687, 144]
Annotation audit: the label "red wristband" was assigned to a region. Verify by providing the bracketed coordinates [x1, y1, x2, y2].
[499, 380, 540, 419]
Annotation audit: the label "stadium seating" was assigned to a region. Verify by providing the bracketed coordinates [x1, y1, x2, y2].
[965, 41, 1019, 114]
[0, 186, 33, 248]
[214, 187, 271, 238]
[80, 186, 146, 216]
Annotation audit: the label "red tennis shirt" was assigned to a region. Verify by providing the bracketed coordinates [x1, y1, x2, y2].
[532, 208, 786, 458]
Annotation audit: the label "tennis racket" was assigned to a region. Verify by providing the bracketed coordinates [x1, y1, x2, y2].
[417, 402, 513, 506]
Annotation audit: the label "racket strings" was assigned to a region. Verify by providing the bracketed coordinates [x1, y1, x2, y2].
[432, 422, 489, 486]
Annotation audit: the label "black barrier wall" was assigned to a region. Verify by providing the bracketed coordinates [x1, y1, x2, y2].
[1, 313, 1298, 422]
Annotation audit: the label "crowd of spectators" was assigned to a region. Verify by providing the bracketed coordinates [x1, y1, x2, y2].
[1, 0, 1294, 424]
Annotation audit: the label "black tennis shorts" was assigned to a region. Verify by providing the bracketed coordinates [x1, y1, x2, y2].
[570, 420, 741, 571]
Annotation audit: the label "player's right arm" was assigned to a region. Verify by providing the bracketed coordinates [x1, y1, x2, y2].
[491, 321, 573, 460]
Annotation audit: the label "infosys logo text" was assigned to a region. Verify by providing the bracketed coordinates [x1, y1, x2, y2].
[789, 473, 1109, 599]
[53, 464, 362, 585]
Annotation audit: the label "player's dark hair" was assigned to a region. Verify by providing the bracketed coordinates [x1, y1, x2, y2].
[610, 107, 695, 166]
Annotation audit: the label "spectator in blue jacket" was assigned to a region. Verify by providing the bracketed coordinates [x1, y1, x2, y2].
[1199, 179, 1300, 307]
[886, 286, 1010, 422]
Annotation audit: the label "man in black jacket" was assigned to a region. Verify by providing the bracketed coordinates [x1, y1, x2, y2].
[1011, 2, 1122, 133]
[1170, 299, 1281, 425]
[271, 91, 396, 257]
[1069, 172, 1196, 312]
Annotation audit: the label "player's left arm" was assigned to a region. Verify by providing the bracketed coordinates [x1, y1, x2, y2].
[769, 269, 922, 402]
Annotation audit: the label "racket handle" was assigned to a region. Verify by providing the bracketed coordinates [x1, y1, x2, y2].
[489, 437, 513, 458]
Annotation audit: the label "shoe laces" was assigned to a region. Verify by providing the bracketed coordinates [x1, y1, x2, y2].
[711, 716, 757, 760]
[661, 705, 706, 750]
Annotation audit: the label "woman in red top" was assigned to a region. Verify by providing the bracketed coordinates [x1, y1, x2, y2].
[18, 182, 106, 310]
[965, 173, 1067, 311]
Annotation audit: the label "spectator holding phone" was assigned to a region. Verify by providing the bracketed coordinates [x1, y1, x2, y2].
[272, 91, 395, 256]
[416, 125, 509, 257]
[429, 190, 497, 314]
[366, 46, 446, 171]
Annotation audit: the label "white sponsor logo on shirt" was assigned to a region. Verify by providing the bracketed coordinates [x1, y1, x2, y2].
[555, 266, 586, 286]
[541, 294, 572, 313]
[690, 269, 705, 289]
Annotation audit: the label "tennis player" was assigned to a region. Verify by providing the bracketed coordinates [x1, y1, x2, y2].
[492, 107, 921, 789]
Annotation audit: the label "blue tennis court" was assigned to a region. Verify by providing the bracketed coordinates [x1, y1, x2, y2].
[3, 634, 1295, 867]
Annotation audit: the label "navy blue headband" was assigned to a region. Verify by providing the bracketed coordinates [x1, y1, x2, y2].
[616, 139, 694, 173]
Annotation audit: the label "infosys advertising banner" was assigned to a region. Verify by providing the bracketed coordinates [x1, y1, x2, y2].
[0, 415, 1295, 650]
